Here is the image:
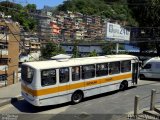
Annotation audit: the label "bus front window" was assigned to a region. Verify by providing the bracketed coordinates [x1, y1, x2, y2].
[21, 65, 34, 84]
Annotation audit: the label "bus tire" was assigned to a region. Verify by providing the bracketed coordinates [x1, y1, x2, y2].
[119, 81, 128, 91]
[71, 91, 83, 104]
[140, 74, 145, 80]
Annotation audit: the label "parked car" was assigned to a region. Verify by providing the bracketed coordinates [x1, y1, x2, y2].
[140, 57, 160, 79]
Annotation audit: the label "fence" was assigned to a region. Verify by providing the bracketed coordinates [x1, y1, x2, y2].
[134, 89, 160, 116]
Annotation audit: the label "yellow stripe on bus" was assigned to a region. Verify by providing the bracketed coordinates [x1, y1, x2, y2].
[21, 73, 132, 96]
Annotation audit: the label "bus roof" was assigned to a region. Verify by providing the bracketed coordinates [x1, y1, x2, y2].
[22, 54, 138, 70]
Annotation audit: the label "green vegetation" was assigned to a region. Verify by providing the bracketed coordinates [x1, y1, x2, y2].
[41, 42, 65, 59]
[58, 0, 137, 26]
[128, 0, 160, 55]
[0, 1, 37, 31]
[72, 42, 80, 58]
[101, 42, 115, 55]
[87, 50, 98, 57]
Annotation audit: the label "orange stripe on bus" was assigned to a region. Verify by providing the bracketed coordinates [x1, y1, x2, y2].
[21, 73, 132, 96]
[21, 84, 37, 96]
[69, 82, 84, 90]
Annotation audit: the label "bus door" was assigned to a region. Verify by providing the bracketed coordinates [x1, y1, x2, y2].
[58, 67, 70, 103]
[132, 62, 139, 84]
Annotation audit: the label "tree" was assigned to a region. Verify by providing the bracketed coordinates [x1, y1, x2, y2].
[72, 42, 80, 58]
[25, 4, 36, 13]
[58, 0, 136, 26]
[58, 45, 66, 54]
[87, 50, 98, 57]
[128, 0, 160, 55]
[41, 42, 65, 59]
[0, 1, 37, 31]
[101, 42, 115, 55]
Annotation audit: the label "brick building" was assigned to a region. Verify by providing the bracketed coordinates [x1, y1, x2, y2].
[0, 21, 20, 86]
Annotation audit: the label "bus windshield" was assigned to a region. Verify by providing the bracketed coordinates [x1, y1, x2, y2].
[21, 65, 34, 84]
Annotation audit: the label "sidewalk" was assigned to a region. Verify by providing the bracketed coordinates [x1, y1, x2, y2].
[0, 82, 22, 107]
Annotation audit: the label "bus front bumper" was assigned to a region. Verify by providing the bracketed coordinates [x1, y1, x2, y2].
[21, 91, 40, 106]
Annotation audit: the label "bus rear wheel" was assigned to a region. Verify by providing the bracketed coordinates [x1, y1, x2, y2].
[71, 91, 83, 104]
[119, 81, 128, 91]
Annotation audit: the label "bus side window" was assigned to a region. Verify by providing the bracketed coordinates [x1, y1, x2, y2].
[109, 62, 120, 75]
[121, 60, 131, 73]
[59, 67, 69, 83]
[41, 69, 56, 86]
[72, 66, 80, 81]
[96, 63, 108, 77]
[82, 65, 95, 79]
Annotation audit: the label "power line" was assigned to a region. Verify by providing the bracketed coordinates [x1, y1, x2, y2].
[1, 20, 39, 61]
[10, 23, 39, 61]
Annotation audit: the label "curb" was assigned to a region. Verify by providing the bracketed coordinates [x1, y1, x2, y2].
[0, 95, 23, 107]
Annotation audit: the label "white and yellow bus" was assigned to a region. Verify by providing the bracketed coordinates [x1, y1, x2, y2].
[21, 54, 139, 106]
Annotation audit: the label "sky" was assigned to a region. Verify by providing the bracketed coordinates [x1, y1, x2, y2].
[26, 0, 65, 9]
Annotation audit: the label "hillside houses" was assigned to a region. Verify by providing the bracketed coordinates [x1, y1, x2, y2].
[38, 11, 107, 42]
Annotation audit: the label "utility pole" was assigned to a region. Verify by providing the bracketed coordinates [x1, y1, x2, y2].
[5, 67, 7, 86]
[116, 42, 119, 54]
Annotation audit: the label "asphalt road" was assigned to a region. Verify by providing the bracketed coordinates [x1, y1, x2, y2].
[0, 79, 160, 120]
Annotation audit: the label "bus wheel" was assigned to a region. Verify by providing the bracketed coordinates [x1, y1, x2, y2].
[71, 91, 83, 104]
[119, 81, 128, 91]
[140, 74, 145, 80]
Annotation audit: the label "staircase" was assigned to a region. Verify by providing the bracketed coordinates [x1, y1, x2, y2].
[143, 107, 160, 119]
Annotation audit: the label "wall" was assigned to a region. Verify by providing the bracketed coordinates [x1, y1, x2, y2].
[0, 22, 20, 85]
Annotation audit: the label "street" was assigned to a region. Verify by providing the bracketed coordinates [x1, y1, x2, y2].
[0, 79, 160, 120]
